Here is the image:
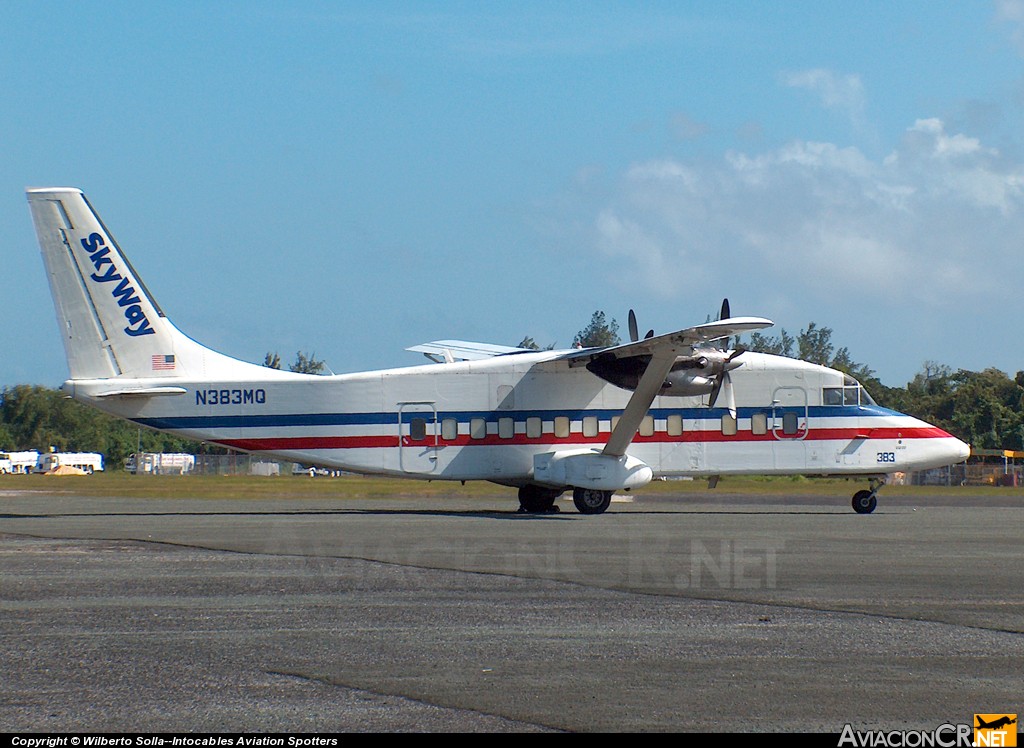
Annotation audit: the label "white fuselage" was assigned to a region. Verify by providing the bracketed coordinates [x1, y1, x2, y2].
[67, 350, 970, 487]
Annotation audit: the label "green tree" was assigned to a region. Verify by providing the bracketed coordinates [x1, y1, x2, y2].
[747, 329, 795, 357]
[797, 322, 834, 366]
[0, 385, 223, 468]
[264, 350, 327, 374]
[516, 336, 555, 351]
[948, 368, 1023, 450]
[290, 351, 327, 375]
[573, 311, 620, 348]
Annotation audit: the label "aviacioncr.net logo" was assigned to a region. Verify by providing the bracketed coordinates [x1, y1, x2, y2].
[837, 723, 973, 747]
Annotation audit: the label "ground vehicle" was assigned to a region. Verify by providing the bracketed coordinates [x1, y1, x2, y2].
[125, 452, 195, 475]
[36, 452, 104, 474]
[0, 451, 41, 474]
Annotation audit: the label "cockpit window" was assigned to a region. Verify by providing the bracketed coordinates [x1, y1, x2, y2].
[823, 384, 875, 406]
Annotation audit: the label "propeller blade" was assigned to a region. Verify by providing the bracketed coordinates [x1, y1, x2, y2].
[708, 372, 725, 409]
[719, 298, 731, 321]
[644, 329, 654, 339]
[628, 309, 639, 343]
[723, 372, 737, 419]
[708, 371, 737, 419]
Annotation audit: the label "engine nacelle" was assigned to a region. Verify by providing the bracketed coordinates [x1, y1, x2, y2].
[532, 449, 653, 491]
[586, 348, 739, 396]
[662, 371, 715, 396]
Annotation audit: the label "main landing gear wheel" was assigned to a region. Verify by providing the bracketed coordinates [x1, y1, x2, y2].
[572, 487, 613, 515]
[517, 485, 562, 514]
[852, 489, 877, 514]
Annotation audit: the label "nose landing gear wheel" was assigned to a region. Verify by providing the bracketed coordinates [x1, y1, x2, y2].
[852, 489, 877, 514]
[572, 487, 613, 515]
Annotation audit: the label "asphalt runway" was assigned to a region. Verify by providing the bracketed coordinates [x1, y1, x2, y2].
[1, 488, 1021, 732]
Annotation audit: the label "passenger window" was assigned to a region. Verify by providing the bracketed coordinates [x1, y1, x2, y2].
[721, 413, 737, 436]
[498, 417, 514, 439]
[639, 415, 654, 437]
[751, 412, 768, 435]
[667, 414, 683, 437]
[526, 417, 542, 439]
[554, 416, 570, 438]
[470, 418, 486, 440]
[583, 416, 599, 437]
[410, 418, 427, 441]
[441, 418, 458, 441]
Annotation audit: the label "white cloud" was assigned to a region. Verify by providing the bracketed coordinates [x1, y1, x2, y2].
[589, 118, 1024, 309]
[782, 68, 868, 129]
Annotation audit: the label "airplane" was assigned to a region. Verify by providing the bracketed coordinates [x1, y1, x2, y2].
[26, 187, 971, 515]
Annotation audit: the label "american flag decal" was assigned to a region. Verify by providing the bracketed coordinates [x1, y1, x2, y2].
[151, 354, 176, 371]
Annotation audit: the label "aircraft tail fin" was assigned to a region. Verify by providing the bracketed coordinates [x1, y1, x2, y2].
[27, 188, 270, 381]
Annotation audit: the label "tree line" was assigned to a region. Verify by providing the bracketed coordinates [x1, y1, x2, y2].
[1, 315, 1022, 467]
[744, 322, 1024, 451]
[0, 385, 217, 468]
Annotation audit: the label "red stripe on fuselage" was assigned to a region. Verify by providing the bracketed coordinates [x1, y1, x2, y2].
[217, 426, 953, 452]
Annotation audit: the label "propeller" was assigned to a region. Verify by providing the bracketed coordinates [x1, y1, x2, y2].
[627, 309, 654, 343]
[624, 302, 743, 415]
[707, 348, 745, 418]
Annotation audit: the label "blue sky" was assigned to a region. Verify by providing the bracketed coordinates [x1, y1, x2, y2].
[3, 1, 1024, 387]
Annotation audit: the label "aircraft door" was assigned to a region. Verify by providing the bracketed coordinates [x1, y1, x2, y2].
[398, 402, 438, 474]
[771, 386, 807, 470]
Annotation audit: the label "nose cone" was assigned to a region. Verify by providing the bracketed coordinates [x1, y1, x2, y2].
[933, 434, 971, 467]
[952, 437, 971, 463]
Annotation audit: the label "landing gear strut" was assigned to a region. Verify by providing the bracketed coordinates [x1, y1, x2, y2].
[851, 477, 886, 514]
[517, 485, 563, 514]
[572, 487, 613, 515]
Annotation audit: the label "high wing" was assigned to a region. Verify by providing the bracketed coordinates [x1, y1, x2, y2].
[563, 316, 773, 457]
[563, 316, 773, 366]
[407, 340, 533, 363]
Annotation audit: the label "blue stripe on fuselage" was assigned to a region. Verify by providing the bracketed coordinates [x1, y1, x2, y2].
[133, 404, 903, 432]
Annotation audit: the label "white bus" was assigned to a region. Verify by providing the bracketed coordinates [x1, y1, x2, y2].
[0, 450, 41, 474]
[37, 452, 104, 474]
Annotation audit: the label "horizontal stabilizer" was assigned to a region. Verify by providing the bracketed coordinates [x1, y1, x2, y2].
[90, 386, 188, 398]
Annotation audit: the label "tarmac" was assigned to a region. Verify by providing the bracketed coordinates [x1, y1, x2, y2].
[1, 488, 1021, 733]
